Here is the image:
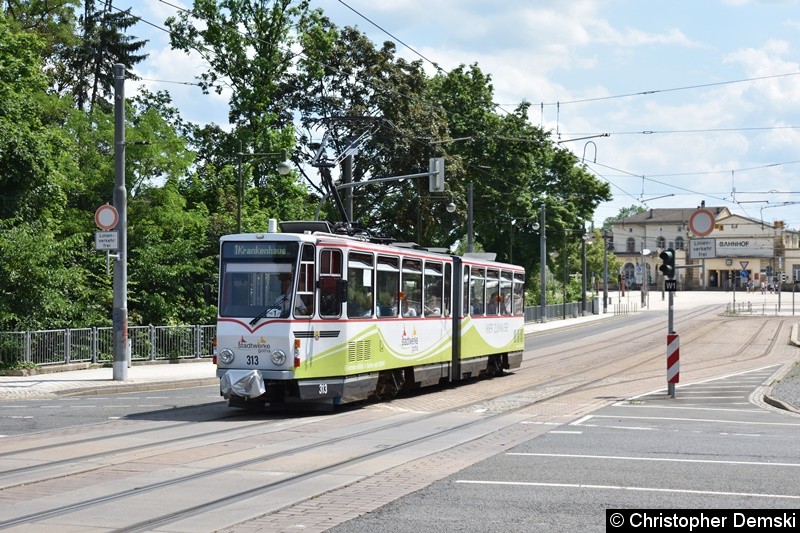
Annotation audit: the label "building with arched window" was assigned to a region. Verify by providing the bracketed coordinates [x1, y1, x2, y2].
[610, 206, 799, 290]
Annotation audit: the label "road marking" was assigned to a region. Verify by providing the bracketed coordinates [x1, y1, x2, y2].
[570, 415, 593, 426]
[454, 480, 800, 499]
[612, 403, 761, 413]
[667, 396, 748, 399]
[550, 430, 582, 434]
[505, 453, 800, 467]
[577, 415, 800, 427]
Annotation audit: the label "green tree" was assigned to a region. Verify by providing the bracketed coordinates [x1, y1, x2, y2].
[58, 0, 147, 112]
[1, 0, 80, 67]
[0, 221, 106, 330]
[0, 15, 74, 223]
[603, 205, 645, 231]
[166, 0, 312, 227]
[127, 183, 216, 325]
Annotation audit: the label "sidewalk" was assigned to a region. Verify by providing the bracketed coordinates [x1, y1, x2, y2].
[0, 290, 797, 406]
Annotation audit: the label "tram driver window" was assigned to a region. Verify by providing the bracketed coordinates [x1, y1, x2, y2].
[295, 244, 315, 317]
[320, 249, 342, 318]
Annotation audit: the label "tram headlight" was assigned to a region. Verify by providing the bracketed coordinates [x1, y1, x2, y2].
[219, 349, 235, 365]
[271, 349, 287, 366]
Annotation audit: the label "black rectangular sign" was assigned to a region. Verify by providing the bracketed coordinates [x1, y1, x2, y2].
[664, 279, 677, 291]
[222, 241, 297, 260]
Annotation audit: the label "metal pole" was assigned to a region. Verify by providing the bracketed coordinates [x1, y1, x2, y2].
[237, 141, 242, 233]
[112, 63, 128, 381]
[602, 231, 608, 314]
[539, 205, 547, 323]
[667, 290, 675, 398]
[343, 154, 353, 221]
[563, 232, 567, 320]
[467, 183, 474, 253]
[509, 220, 513, 263]
[581, 233, 587, 315]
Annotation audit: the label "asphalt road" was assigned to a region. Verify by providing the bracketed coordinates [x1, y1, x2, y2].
[330, 365, 800, 533]
[0, 386, 225, 436]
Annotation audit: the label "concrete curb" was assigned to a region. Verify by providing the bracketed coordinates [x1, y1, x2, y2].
[790, 324, 800, 347]
[763, 393, 800, 415]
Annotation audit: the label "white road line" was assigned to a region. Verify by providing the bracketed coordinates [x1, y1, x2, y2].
[570, 415, 593, 426]
[612, 404, 760, 412]
[454, 480, 800, 499]
[505, 453, 800, 467]
[573, 414, 800, 426]
[625, 365, 781, 400]
[550, 430, 582, 434]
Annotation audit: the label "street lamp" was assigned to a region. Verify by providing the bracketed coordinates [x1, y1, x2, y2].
[539, 204, 547, 323]
[581, 231, 588, 315]
[237, 145, 292, 233]
[601, 229, 611, 314]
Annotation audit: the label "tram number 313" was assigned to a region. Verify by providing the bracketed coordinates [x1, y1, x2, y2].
[318, 383, 328, 395]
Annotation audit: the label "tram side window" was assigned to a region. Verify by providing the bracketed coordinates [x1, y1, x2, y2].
[443, 263, 452, 317]
[500, 271, 513, 315]
[424, 262, 443, 316]
[462, 266, 469, 317]
[347, 252, 374, 318]
[401, 259, 422, 317]
[513, 273, 525, 316]
[376, 256, 400, 318]
[470, 267, 486, 315]
[486, 269, 500, 315]
[295, 244, 315, 317]
[320, 249, 342, 318]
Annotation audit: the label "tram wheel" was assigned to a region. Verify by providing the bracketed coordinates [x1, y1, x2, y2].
[373, 369, 406, 400]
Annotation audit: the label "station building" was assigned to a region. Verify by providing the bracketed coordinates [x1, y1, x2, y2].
[610, 206, 800, 290]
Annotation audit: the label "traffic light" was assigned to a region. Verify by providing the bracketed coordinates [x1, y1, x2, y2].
[429, 157, 445, 192]
[659, 248, 676, 279]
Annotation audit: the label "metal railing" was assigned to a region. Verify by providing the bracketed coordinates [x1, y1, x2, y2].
[1, 299, 642, 368]
[524, 299, 637, 323]
[0, 325, 216, 367]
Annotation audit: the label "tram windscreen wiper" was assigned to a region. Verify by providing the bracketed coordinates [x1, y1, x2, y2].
[249, 305, 278, 326]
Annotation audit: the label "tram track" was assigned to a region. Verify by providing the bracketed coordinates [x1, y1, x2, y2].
[0, 306, 718, 487]
[0, 308, 792, 531]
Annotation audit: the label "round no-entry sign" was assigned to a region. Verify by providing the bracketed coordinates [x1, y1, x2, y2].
[688, 208, 715, 237]
[95, 204, 119, 230]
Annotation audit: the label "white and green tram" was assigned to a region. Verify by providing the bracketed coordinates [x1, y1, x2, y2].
[214, 221, 525, 410]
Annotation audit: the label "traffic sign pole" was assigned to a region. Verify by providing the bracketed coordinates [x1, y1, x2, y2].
[667, 289, 677, 398]
[112, 64, 129, 382]
[667, 330, 679, 398]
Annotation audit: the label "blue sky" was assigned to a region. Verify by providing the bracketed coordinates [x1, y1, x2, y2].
[128, 0, 800, 230]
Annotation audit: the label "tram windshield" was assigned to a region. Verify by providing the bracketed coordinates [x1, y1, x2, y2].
[218, 241, 299, 320]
